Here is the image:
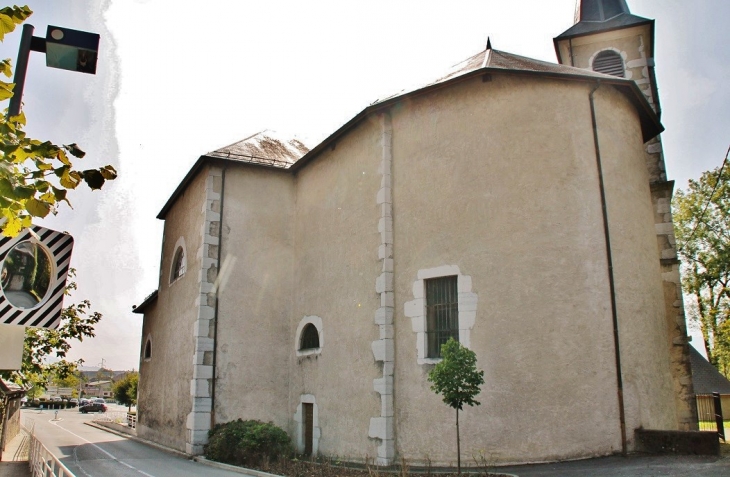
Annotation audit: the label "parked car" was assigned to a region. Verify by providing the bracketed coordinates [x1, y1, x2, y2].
[69, 398, 78, 408]
[79, 402, 107, 413]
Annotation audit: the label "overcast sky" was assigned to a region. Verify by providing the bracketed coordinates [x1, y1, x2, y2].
[0, 0, 727, 369]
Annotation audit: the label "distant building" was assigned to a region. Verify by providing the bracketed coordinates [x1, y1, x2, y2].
[134, 0, 697, 466]
[83, 380, 112, 399]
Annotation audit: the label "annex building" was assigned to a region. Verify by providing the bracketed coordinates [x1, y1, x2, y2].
[134, 0, 698, 466]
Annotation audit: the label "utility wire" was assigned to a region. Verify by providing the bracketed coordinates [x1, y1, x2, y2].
[678, 144, 730, 253]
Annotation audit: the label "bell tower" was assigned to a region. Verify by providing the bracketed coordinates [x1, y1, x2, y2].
[554, 0, 698, 432]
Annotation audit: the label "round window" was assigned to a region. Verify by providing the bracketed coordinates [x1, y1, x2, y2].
[1, 241, 53, 309]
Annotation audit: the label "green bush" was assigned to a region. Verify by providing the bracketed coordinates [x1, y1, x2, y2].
[205, 419, 291, 467]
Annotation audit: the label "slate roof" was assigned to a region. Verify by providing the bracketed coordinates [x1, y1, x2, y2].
[556, 0, 651, 39]
[689, 346, 730, 395]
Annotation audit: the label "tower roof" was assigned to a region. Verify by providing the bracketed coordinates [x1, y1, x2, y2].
[556, 0, 652, 39]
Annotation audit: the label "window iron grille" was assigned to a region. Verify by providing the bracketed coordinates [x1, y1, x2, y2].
[426, 276, 459, 358]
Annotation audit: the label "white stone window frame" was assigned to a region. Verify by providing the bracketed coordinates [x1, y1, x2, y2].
[293, 394, 320, 455]
[143, 334, 152, 362]
[404, 265, 477, 365]
[169, 236, 187, 285]
[295, 315, 323, 357]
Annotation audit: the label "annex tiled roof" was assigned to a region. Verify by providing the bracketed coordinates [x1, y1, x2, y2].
[689, 346, 730, 395]
[205, 130, 309, 169]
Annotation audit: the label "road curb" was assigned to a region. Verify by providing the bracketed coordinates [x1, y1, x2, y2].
[84, 421, 190, 460]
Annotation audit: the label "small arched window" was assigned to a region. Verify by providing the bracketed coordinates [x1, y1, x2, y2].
[144, 337, 152, 360]
[170, 246, 186, 283]
[592, 50, 625, 78]
[300, 324, 320, 350]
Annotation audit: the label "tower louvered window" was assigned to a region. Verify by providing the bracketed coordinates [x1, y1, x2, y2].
[592, 50, 625, 77]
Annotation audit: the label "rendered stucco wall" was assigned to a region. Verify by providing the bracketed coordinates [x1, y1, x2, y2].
[594, 85, 677, 436]
[291, 119, 382, 460]
[138, 166, 208, 452]
[213, 166, 295, 429]
[556, 24, 698, 430]
[389, 75, 675, 465]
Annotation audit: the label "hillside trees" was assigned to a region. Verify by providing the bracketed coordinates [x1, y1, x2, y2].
[112, 371, 138, 411]
[674, 155, 730, 377]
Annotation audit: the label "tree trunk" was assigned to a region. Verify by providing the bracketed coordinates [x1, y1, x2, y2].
[456, 406, 461, 475]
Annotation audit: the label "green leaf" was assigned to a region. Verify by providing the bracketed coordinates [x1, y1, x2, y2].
[0, 59, 12, 78]
[64, 143, 86, 159]
[100, 165, 117, 180]
[0, 13, 16, 42]
[0, 81, 14, 101]
[26, 197, 51, 218]
[12, 185, 34, 199]
[81, 169, 104, 190]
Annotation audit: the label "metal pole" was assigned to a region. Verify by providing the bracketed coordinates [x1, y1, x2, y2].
[7, 23, 34, 119]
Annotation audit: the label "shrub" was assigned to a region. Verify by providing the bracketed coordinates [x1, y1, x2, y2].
[205, 419, 291, 467]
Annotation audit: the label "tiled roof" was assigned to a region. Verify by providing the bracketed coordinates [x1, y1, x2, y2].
[374, 48, 623, 106]
[206, 130, 309, 169]
[689, 346, 730, 395]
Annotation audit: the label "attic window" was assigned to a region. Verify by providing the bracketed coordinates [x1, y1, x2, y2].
[592, 50, 625, 78]
[300, 324, 320, 350]
[144, 337, 152, 360]
[170, 245, 186, 283]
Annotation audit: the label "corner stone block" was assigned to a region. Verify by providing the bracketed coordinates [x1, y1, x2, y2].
[459, 310, 476, 330]
[380, 324, 394, 340]
[376, 187, 392, 205]
[192, 397, 212, 411]
[190, 378, 210, 398]
[375, 307, 394, 325]
[381, 394, 394, 417]
[371, 339, 394, 362]
[411, 316, 425, 333]
[375, 273, 393, 294]
[186, 443, 204, 456]
[378, 217, 393, 233]
[194, 337, 215, 352]
[373, 376, 393, 396]
[371, 340, 386, 362]
[378, 244, 393, 260]
[378, 439, 395, 461]
[382, 258, 394, 273]
[368, 417, 393, 440]
[193, 319, 211, 338]
[382, 362, 394, 377]
[189, 429, 210, 446]
[381, 292, 394, 308]
[193, 364, 214, 380]
[186, 411, 211, 431]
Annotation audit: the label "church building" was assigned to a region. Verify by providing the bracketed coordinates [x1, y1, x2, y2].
[134, 0, 698, 466]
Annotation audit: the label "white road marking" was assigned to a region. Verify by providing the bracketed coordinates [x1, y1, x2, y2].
[50, 419, 156, 477]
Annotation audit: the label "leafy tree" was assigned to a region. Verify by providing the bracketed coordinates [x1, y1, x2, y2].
[0, 5, 117, 237]
[427, 338, 484, 474]
[674, 161, 730, 377]
[112, 371, 138, 412]
[1, 269, 102, 389]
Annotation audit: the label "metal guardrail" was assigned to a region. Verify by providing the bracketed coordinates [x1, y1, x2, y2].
[25, 420, 75, 477]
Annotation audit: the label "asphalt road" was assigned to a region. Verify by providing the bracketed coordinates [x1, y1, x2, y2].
[23, 406, 249, 477]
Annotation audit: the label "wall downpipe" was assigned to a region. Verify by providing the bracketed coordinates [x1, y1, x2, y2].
[210, 166, 226, 429]
[589, 82, 627, 455]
